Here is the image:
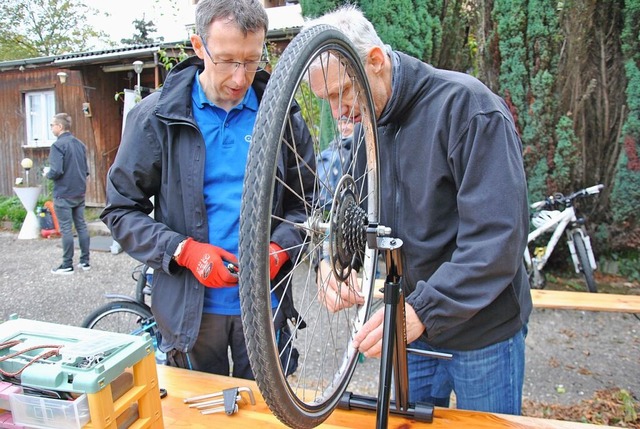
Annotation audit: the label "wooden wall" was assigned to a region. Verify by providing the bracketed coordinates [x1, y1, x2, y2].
[0, 66, 138, 207]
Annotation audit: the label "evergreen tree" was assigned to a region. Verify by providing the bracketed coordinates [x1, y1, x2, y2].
[121, 16, 163, 46]
[610, 0, 640, 247]
[300, 0, 348, 17]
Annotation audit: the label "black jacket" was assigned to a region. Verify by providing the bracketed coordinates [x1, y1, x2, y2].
[378, 52, 532, 350]
[101, 56, 315, 353]
[47, 132, 88, 199]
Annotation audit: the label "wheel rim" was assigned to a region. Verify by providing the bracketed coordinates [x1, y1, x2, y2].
[239, 25, 379, 427]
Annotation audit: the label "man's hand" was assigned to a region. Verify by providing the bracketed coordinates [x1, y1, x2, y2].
[352, 303, 425, 358]
[317, 259, 364, 312]
[175, 238, 239, 287]
[43, 166, 51, 176]
[269, 242, 289, 280]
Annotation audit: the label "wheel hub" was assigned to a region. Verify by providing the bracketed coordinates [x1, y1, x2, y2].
[328, 175, 367, 281]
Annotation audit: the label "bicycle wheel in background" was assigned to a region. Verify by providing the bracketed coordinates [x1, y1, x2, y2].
[81, 301, 164, 363]
[572, 231, 597, 293]
[239, 24, 379, 429]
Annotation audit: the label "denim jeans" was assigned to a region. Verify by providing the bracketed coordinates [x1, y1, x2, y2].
[54, 197, 90, 267]
[407, 326, 527, 415]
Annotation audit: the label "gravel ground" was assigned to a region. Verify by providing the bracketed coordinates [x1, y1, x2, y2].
[1, 228, 638, 408]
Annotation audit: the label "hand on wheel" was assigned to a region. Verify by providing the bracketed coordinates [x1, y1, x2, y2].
[175, 238, 239, 287]
[317, 259, 364, 312]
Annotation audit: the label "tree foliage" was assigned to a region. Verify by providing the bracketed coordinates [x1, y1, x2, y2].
[610, 0, 640, 248]
[0, 0, 109, 59]
[121, 16, 164, 46]
[297, 0, 640, 251]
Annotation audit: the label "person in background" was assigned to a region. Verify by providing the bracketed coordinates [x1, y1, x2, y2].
[46, 112, 90, 275]
[101, 0, 313, 379]
[307, 6, 531, 415]
[316, 116, 354, 209]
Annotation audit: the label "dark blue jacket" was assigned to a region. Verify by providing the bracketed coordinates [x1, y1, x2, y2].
[101, 56, 315, 353]
[378, 52, 532, 350]
[47, 132, 88, 199]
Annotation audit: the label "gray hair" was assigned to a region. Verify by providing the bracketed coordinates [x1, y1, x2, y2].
[195, 0, 268, 40]
[52, 113, 71, 131]
[302, 5, 385, 64]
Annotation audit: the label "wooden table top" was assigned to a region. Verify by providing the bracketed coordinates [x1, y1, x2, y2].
[156, 365, 614, 429]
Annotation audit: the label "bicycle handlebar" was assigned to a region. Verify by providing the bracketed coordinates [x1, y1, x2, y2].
[530, 184, 604, 210]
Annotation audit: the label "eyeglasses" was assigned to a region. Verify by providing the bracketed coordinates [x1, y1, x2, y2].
[200, 36, 268, 74]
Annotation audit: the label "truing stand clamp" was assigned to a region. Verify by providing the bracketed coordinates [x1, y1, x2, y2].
[183, 386, 256, 415]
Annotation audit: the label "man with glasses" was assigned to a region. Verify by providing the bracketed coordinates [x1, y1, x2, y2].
[102, 0, 314, 379]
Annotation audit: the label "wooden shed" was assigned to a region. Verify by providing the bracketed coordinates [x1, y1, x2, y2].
[0, 3, 302, 207]
[0, 43, 192, 206]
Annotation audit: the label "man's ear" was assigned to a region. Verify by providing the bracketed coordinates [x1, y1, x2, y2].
[191, 34, 205, 60]
[366, 46, 386, 74]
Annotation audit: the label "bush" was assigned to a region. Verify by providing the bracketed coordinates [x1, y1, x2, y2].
[0, 196, 27, 230]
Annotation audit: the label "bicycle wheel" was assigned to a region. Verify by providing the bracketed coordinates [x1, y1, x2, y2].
[239, 24, 379, 428]
[572, 231, 597, 293]
[82, 301, 162, 355]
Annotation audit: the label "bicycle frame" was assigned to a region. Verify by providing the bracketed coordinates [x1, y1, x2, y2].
[524, 185, 601, 282]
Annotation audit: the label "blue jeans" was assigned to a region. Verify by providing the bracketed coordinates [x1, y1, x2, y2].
[407, 326, 527, 415]
[54, 197, 90, 267]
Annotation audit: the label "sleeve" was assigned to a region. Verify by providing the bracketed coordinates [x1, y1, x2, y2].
[269, 109, 316, 264]
[47, 143, 64, 180]
[405, 112, 529, 339]
[100, 102, 186, 274]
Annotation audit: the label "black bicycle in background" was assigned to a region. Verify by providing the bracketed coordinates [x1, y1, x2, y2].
[81, 264, 165, 364]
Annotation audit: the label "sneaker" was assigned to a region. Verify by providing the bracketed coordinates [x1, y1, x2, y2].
[51, 265, 73, 275]
[78, 262, 91, 271]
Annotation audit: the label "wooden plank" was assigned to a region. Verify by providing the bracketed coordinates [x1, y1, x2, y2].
[531, 289, 640, 313]
[156, 365, 615, 429]
[373, 280, 640, 313]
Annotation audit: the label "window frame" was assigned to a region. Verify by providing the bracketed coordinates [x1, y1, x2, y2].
[24, 90, 56, 147]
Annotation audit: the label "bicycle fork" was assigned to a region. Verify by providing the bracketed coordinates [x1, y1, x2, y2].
[566, 228, 597, 272]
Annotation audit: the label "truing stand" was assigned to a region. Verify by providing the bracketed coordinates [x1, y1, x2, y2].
[338, 223, 452, 428]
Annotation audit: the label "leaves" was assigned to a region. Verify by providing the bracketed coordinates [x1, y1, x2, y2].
[0, 0, 110, 60]
[523, 388, 640, 428]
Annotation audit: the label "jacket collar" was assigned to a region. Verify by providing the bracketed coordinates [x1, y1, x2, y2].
[377, 51, 431, 127]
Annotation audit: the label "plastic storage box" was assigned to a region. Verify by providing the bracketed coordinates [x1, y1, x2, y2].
[9, 393, 89, 429]
[0, 316, 163, 429]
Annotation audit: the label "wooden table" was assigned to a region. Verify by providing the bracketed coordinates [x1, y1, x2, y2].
[156, 365, 615, 428]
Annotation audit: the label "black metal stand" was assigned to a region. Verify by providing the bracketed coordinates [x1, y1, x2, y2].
[337, 224, 452, 427]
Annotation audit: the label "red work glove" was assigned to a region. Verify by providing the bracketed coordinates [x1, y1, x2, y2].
[176, 238, 239, 288]
[269, 242, 290, 280]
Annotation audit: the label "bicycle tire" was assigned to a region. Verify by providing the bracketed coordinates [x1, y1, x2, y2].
[239, 24, 379, 428]
[81, 301, 160, 344]
[572, 231, 597, 293]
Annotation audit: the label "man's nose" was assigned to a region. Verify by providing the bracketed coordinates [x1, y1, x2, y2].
[231, 66, 248, 85]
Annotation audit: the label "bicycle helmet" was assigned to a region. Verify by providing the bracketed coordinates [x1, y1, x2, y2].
[531, 210, 562, 228]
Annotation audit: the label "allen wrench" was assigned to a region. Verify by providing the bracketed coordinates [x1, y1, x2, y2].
[184, 386, 256, 415]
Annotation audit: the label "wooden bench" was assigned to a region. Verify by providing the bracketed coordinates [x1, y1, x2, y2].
[531, 289, 640, 313]
[373, 279, 640, 313]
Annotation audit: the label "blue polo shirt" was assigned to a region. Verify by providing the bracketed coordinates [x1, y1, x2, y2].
[191, 72, 257, 315]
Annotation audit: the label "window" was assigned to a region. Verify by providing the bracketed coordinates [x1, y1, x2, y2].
[25, 90, 56, 147]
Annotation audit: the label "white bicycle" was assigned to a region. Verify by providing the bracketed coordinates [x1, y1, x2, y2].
[524, 184, 604, 293]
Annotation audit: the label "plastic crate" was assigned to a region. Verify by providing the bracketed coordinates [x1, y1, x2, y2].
[9, 393, 89, 429]
[0, 317, 163, 429]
